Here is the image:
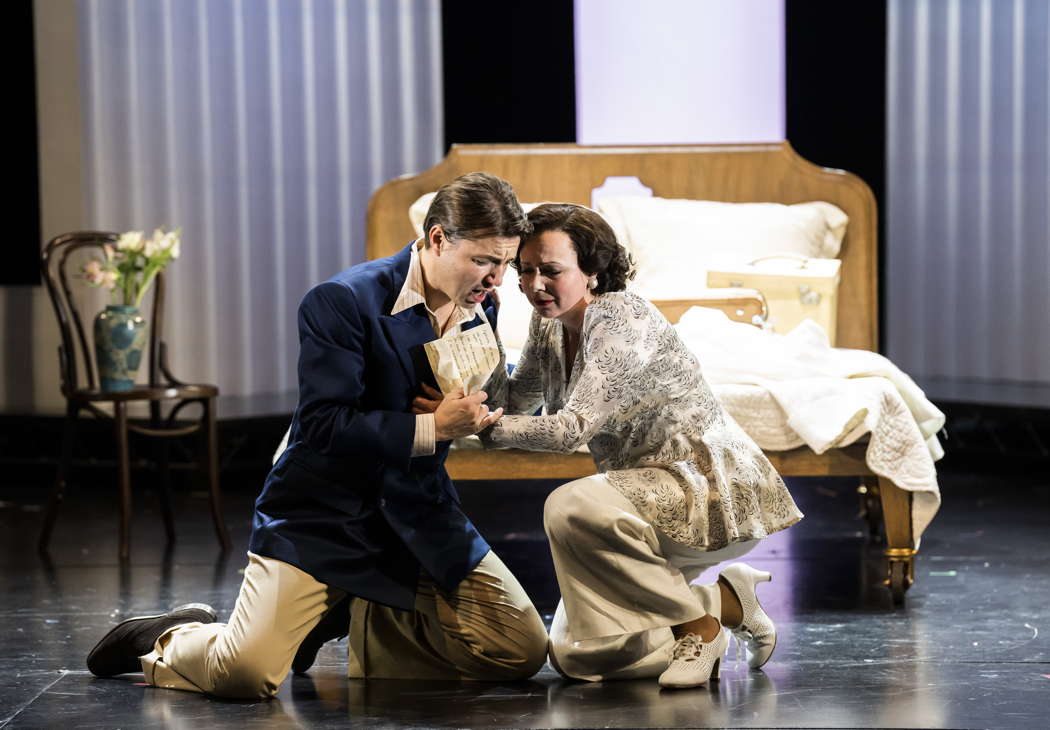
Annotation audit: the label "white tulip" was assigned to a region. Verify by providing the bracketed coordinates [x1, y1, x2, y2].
[117, 231, 144, 251]
[165, 233, 181, 259]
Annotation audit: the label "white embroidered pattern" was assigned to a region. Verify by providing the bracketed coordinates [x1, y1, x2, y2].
[485, 292, 803, 549]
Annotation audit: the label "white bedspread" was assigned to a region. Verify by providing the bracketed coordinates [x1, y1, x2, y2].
[675, 307, 944, 540]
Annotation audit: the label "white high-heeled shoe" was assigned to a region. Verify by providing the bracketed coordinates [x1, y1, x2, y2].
[718, 563, 777, 669]
[658, 627, 729, 689]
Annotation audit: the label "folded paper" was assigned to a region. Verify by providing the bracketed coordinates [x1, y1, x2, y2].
[424, 324, 501, 395]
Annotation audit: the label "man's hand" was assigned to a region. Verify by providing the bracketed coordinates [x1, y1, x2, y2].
[412, 383, 444, 415]
[434, 390, 504, 441]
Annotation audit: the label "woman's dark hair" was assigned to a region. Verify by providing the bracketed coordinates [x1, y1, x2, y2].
[520, 203, 636, 294]
[423, 172, 532, 244]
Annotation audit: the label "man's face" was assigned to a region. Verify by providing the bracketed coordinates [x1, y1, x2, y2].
[431, 229, 518, 307]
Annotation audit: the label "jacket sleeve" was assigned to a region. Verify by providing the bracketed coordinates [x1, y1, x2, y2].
[295, 280, 414, 468]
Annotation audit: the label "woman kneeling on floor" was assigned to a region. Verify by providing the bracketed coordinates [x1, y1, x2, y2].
[481, 203, 804, 688]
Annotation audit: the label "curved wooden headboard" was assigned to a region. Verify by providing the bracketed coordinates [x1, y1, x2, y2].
[366, 142, 878, 351]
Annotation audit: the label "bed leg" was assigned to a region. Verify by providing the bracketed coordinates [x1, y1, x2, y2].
[877, 476, 915, 606]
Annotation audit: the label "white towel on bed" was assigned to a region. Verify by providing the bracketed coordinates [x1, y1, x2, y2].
[675, 307, 945, 458]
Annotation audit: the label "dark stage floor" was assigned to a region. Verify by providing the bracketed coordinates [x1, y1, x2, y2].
[1, 468, 1047, 729]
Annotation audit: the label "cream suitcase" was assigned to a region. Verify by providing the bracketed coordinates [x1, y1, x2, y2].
[706, 255, 842, 343]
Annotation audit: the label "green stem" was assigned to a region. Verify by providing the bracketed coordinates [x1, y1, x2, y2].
[136, 266, 160, 307]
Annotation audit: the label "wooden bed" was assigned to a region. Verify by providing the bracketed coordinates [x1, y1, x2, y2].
[367, 142, 917, 604]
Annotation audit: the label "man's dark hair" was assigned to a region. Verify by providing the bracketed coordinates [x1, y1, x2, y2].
[519, 203, 636, 294]
[423, 172, 531, 244]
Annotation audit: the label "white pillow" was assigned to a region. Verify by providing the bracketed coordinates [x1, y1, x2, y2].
[408, 192, 438, 237]
[596, 196, 848, 300]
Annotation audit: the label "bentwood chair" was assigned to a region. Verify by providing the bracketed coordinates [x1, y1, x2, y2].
[38, 231, 231, 559]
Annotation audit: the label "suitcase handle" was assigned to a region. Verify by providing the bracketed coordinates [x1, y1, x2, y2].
[748, 254, 810, 269]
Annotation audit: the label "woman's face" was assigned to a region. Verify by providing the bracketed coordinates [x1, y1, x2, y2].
[517, 230, 593, 322]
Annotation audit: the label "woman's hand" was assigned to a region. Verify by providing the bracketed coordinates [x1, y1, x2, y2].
[412, 383, 445, 414]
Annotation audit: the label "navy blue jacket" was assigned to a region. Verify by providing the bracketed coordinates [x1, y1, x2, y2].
[249, 243, 493, 610]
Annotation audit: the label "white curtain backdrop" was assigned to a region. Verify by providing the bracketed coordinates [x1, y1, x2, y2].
[887, 0, 1049, 385]
[78, 0, 443, 398]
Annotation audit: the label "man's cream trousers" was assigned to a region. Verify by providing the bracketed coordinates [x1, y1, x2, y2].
[544, 474, 758, 682]
[141, 550, 548, 698]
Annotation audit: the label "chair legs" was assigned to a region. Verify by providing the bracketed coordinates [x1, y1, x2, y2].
[203, 398, 231, 551]
[114, 401, 133, 561]
[151, 401, 176, 544]
[38, 402, 79, 554]
[39, 397, 229, 559]
[157, 439, 176, 544]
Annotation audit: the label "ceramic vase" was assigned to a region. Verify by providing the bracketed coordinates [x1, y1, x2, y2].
[94, 305, 147, 391]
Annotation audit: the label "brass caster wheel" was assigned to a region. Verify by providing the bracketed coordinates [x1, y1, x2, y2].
[883, 547, 916, 606]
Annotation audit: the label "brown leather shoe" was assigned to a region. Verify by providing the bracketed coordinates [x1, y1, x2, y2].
[86, 603, 217, 677]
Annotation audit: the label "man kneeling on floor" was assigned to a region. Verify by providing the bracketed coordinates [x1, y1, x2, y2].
[86, 173, 549, 697]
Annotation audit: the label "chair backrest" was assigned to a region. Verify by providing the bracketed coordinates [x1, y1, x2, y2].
[41, 231, 169, 394]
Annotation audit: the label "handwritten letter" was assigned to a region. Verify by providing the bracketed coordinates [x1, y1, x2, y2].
[424, 324, 501, 395]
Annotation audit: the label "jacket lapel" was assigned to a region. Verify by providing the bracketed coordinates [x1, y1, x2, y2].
[375, 243, 434, 385]
[378, 307, 438, 386]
